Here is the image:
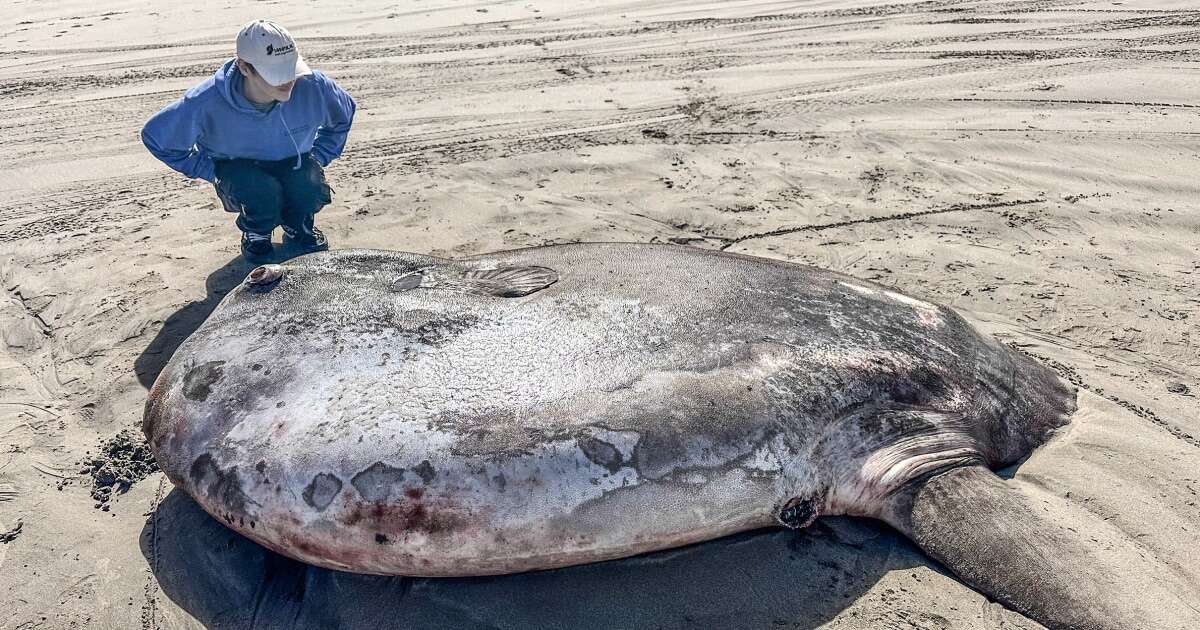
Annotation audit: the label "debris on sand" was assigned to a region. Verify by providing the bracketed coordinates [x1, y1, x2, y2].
[80, 430, 159, 511]
[0, 519, 22, 543]
[1167, 382, 1191, 396]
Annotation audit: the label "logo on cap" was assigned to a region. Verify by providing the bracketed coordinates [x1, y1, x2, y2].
[266, 42, 295, 56]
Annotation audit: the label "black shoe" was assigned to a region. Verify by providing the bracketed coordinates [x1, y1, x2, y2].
[240, 233, 274, 263]
[283, 226, 329, 254]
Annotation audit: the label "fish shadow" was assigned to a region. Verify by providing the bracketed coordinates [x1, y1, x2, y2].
[134, 246, 337, 389]
[143, 489, 923, 630]
[134, 256, 255, 389]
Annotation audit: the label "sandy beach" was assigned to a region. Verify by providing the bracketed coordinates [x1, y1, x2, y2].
[1, 0, 1198, 628]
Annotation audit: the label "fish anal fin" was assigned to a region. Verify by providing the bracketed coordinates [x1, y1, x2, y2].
[882, 465, 1200, 630]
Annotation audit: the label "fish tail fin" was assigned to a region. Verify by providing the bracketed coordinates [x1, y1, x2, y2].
[970, 338, 1076, 466]
[880, 465, 1199, 629]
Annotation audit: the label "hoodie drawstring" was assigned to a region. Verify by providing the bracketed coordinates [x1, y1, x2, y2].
[277, 106, 303, 170]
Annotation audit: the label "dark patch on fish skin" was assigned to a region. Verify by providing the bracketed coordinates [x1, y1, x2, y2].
[578, 437, 625, 473]
[188, 453, 253, 514]
[351, 462, 406, 502]
[451, 362, 769, 474]
[605, 366, 799, 480]
[404, 487, 424, 500]
[412, 460, 436, 484]
[412, 315, 480, 347]
[492, 473, 507, 491]
[375, 533, 389, 544]
[253, 463, 272, 485]
[302, 473, 343, 511]
[628, 430, 692, 480]
[339, 499, 468, 536]
[182, 361, 226, 401]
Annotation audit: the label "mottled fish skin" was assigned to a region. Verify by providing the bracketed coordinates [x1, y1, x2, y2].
[143, 244, 1074, 576]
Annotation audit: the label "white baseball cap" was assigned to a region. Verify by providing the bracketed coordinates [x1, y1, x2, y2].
[235, 20, 312, 87]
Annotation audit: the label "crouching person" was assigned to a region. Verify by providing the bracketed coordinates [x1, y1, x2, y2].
[141, 19, 356, 263]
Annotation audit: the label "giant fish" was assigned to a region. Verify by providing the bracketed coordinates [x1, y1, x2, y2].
[144, 244, 1196, 629]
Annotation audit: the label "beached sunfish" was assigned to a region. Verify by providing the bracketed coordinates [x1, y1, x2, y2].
[144, 243, 1195, 630]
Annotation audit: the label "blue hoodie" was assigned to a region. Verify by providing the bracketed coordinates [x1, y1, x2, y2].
[141, 59, 356, 183]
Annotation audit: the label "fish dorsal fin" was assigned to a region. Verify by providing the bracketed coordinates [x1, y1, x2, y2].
[461, 266, 558, 297]
[388, 265, 558, 297]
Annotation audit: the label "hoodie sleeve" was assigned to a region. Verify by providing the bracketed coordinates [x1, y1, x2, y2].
[310, 73, 357, 167]
[141, 93, 217, 183]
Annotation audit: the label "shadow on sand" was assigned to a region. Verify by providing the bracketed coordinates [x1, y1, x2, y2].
[142, 489, 923, 630]
[134, 256, 256, 389]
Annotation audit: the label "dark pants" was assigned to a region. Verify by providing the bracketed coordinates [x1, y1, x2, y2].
[213, 153, 332, 238]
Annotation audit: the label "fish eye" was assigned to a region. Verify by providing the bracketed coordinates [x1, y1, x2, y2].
[246, 265, 285, 286]
[390, 272, 423, 292]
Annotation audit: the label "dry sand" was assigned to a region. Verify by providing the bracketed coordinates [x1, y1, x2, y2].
[1, 0, 1198, 628]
